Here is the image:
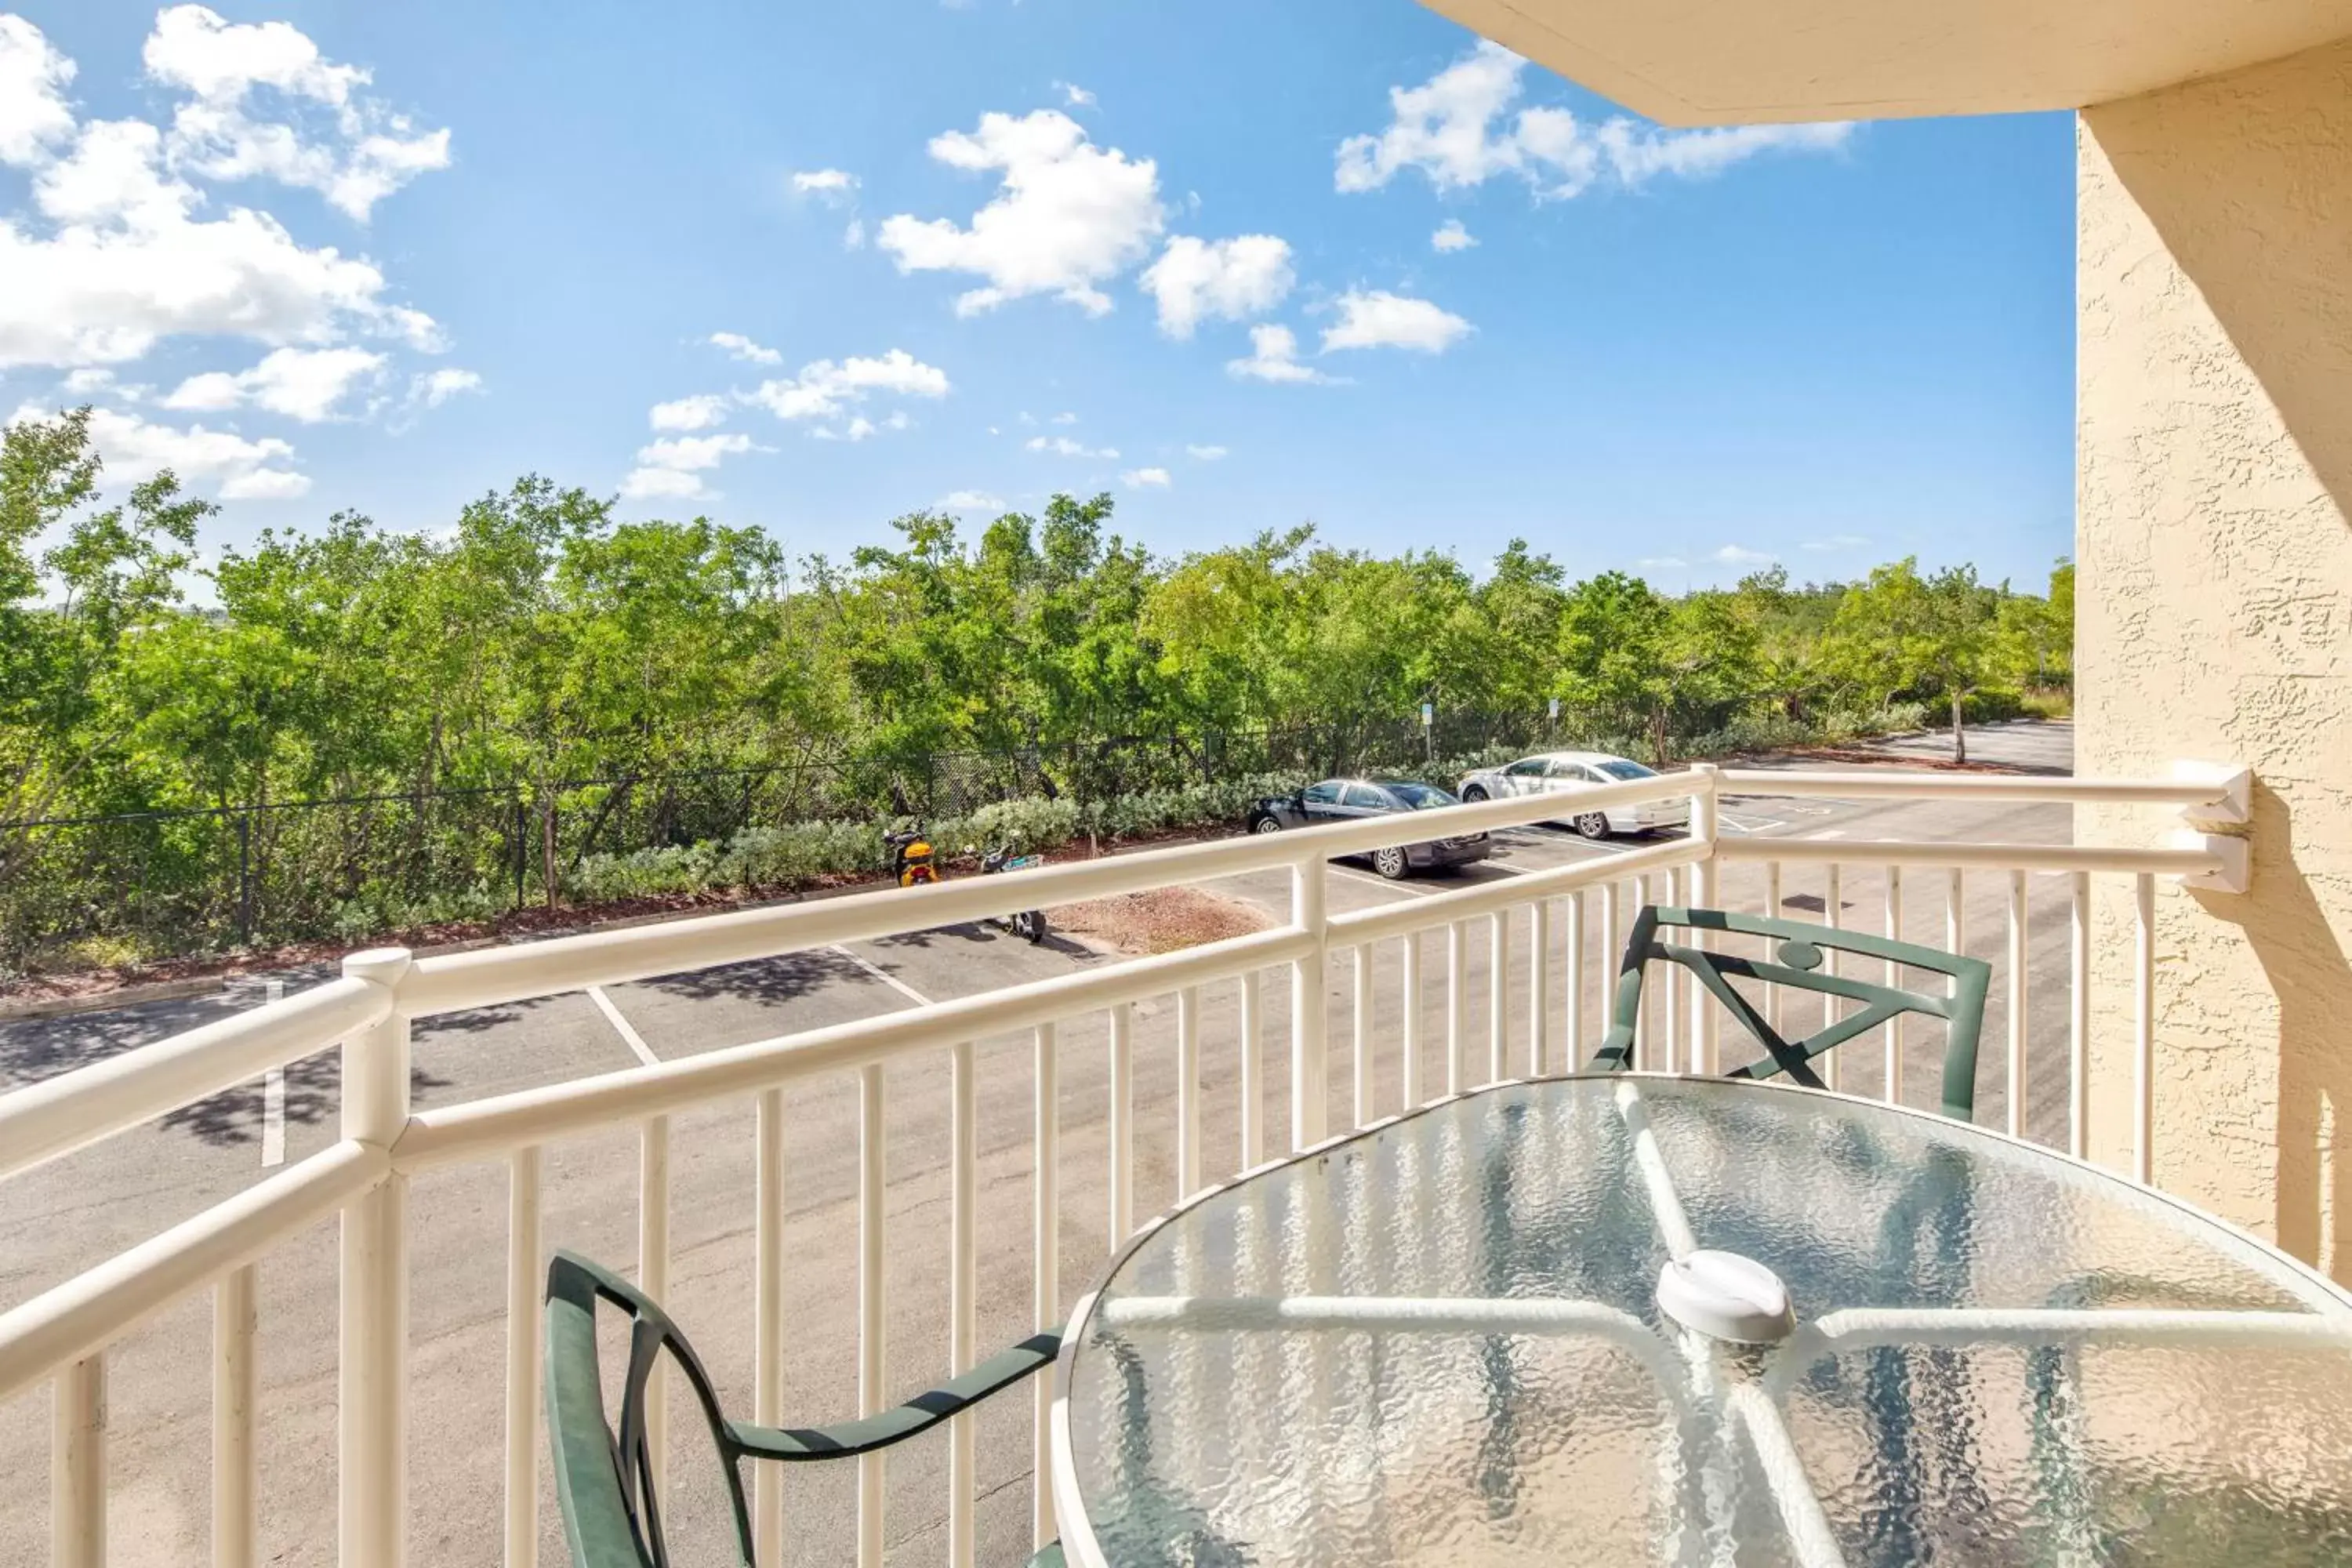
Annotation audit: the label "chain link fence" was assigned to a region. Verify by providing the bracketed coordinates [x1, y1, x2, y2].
[2, 712, 1588, 974]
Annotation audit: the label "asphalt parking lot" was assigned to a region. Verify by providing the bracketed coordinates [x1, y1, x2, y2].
[0, 721, 2086, 1565]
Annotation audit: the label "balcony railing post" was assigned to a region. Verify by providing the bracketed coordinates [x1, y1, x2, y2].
[53, 1354, 104, 1568]
[1689, 766, 1721, 1074]
[339, 946, 413, 1568]
[214, 1265, 257, 1568]
[1290, 855, 1330, 1149]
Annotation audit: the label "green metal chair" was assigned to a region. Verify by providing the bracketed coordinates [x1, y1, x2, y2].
[1588, 905, 1991, 1120]
[544, 1250, 1065, 1567]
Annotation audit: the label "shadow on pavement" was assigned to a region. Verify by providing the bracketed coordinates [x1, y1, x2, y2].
[159, 1054, 452, 1149]
[636, 949, 866, 1005]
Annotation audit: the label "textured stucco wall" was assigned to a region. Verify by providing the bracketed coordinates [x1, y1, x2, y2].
[2077, 38, 2352, 1277]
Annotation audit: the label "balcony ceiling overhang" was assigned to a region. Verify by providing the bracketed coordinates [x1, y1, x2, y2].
[1420, 0, 2352, 122]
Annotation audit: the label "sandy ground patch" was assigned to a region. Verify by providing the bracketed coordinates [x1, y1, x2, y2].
[1049, 884, 1273, 956]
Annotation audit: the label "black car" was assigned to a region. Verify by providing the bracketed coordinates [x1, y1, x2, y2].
[1245, 777, 1494, 879]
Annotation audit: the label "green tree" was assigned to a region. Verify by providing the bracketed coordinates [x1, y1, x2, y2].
[1555, 571, 1672, 757]
[1823, 558, 2016, 762]
[1, 408, 205, 835]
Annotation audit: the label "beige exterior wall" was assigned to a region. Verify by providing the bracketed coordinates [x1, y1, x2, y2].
[2076, 38, 2352, 1278]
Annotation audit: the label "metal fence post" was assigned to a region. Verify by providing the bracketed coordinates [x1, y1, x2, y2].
[512, 791, 527, 911]
[236, 813, 253, 946]
[339, 946, 413, 1568]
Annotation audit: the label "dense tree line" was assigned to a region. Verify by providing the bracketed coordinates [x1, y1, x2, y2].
[4, 405, 2071, 834]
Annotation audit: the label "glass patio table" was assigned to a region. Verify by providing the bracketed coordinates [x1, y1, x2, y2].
[1048, 1075, 2352, 1566]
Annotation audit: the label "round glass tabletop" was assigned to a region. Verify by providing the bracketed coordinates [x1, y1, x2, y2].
[1051, 1076, 2352, 1567]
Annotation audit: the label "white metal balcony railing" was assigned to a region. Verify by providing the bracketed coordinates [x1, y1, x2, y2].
[0, 760, 2252, 1568]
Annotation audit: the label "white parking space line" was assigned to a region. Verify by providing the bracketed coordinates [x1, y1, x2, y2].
[260, 978, 285, 1168]
[1718, 812, 1785, 835]
[587, 984, 661, 1068]
[829, 945, 934, 1006]
[1330, 866, 1439, 897]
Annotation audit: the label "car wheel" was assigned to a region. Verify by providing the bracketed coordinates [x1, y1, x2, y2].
[1573, 811, 1610, 840]
[1373, 846, 1410, 880]
[1461, 785, 1488, 803]
[1250, 815, 1283, 834]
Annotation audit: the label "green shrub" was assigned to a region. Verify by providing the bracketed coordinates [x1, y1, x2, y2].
[568, 843, 720, 903]
[330, 882, 507, 939]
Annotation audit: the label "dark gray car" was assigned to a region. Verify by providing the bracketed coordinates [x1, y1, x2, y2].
[1244, 778, 1493, 879]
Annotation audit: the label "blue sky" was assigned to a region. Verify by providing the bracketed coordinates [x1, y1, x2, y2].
[2, 2, 2076, 590]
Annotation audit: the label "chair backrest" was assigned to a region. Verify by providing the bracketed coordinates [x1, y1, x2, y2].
[544, 1250, 757, 1568]
[1587, 905, 1991, 1120]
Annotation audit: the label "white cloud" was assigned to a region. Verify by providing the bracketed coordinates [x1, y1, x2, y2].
[1027, 435, 1118, 459]
[0, 15, 77, 165]
[145, 5, 451, 222]
[1320, 290, 1472, 354]
[62, 366, 115, 395]
[1336, 41, 1850, 200]
[619, 430, 761, 501]
[1599, 120, 1853, 183]
[0, 15, 445, 371]
[1431, 218, 1476, 252]
[1051, 411, 1076, 425]
[743, 348, 950, 422]
[618, 466, 706, 501]
[1139, 234, 1294, 339]
[648, 393, 731, 432]
[220, 464, 310, 499]
[1802, 534, 1870, 552]
[791, 168, 858, 195]
[1185, 444, 1226, 460]
[1120, 466, 1170, 488]
[12, 400, 307, 498]
[1336, 42, 1529, 194]
[1017, 411, 1037, 426]
[142, 6, 364, 106]
[409, 366, 481, 408]
[939, 488, 1004, 512]
[709, 330, 782, 365]
[639, 433, 754, 470]
[1055, 82, 1096, 108]
[811, 409, 908, 442]
[878, 109, 1162, 317]
[842, 217, 865, 250]
[162, 345, 384, 421]
[1225, 324, 1330, 385]
[1642, 545, 1777, 573]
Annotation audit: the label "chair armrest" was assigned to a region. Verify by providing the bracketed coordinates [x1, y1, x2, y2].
[728, 1330, 1063, 1461]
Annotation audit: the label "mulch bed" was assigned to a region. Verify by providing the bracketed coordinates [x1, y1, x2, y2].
[1049, 886, 1274, 956]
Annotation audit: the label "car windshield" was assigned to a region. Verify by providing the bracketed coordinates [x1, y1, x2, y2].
[1593, 759, 1657, 781]
[1384, 782, 1457, 810]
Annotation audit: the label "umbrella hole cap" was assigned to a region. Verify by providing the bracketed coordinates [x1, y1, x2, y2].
[1657, 1250, 1796, 1345]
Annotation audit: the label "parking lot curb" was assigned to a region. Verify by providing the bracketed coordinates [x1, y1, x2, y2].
[0, 975, 231, 1022]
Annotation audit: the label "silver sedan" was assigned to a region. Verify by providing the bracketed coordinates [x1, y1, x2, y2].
[1453, 750, 1692, 840]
